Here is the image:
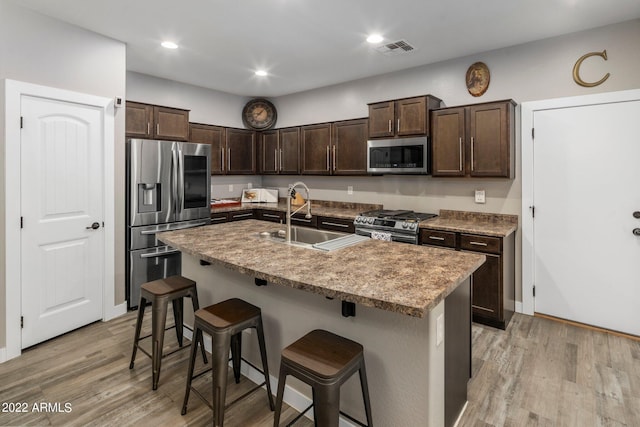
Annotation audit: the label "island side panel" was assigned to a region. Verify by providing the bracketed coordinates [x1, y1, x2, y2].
[181, 253, 446, 427]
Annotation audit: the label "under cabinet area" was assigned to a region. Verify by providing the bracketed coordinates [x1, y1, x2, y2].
[431, 100, 516, 178]
[126, 101, 190, 141]
[368, 95, 442, 139]
[420, 227, 515, 329]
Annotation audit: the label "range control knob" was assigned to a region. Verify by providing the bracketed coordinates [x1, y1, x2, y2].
[410, 223, 417, 230]
[402, 222, 409, 229]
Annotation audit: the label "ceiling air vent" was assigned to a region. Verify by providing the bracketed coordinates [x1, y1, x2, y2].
[374, 40, 416, 56]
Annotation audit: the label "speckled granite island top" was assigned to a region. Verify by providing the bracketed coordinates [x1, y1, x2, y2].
[158, 219, 485, 318]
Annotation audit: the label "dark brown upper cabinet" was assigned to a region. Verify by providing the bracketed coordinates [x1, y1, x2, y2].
[431, 100, 516, 178]
[368, 95, 442, 139]
[126, 101, 189, 141]
[189, 123, 226, 175]
[300, 123, 332, 175]
[189, 124, 255, 175]
[300, 119, 368, 175]
[259, 127, 299, 175]
[226, 128, 256, 174]
[331, 118, 368, 175]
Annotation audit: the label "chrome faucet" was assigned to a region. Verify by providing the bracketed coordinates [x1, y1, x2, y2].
[286, 181, 312, 243]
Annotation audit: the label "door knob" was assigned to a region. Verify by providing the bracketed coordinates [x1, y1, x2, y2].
[634, 211, 640, 219]
[633, 228, 640, 236]
[86, 222, 100, 230]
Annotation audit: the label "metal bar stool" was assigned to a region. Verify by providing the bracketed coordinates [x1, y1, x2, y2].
[181, 298, 275, 427]
[273, 329, 373, 427]
[129, 275, 207, 390]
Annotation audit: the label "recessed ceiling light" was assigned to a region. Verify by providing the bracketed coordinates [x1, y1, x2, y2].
[161, 41, 178, 49]
[366, 34, 384, 44]
[255, 70, 268, 77]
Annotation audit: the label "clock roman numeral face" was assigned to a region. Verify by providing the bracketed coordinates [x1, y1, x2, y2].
[242, 99, 277, 130]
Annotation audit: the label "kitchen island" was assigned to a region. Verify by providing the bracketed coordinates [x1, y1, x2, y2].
[159, 220, 485, 426]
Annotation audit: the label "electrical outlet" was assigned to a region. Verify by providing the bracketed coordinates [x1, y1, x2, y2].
[228, 184, 234, 192]
[247, 182, 253, 189]
[347, 186, 353, 195]
[474, 189, 486, 204]
[436, 313, 444, 347]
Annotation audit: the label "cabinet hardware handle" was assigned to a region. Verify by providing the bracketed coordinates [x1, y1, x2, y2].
[470, 137, 475, 171]
[472, 305, 495, 313]
[459, 137, 463, 171]
[232, 213, 253, 218]
[275, 149, 278, 171]
[227, 148, 231, 170]
[332, 146, 336, 171]
[211, 216, 227, 221]
[397, 119, 400, 133]
[156, 123, 160, 135]
[141, 249, 180, 259]
[469, 241, 488, 246]
[388, 119, 392, 133]
[263, 213, 281, 218]
[293, 218, 312, 223]
[326, 146, 330, 171]
[321, 221, 349, 228]
[147, 123, 151, 135]
[429, 236, 445, 241]
[280, 149, 283, 171]
[221, 147, 225, 171]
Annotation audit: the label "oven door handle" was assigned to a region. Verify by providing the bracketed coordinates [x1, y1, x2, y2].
[140, 249, 181, 259]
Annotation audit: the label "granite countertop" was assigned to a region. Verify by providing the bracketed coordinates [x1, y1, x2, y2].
[419, 209, 518, 237]
[158, 219, 485, 318]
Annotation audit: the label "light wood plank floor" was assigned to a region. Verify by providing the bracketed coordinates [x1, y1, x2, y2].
[1, 311, 638, 426]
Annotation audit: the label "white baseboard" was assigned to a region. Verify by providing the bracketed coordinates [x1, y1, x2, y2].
[0, 347, 6, 363]
[104, 302, 127, 321]
[183, 327, 357, 426]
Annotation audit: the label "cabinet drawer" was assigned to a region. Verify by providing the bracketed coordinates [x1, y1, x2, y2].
[291, 214, 317, 228]
[317, 216, 355, 233]
[210, 212, 228, 223]
[228, 210, 255, 221]
[460, 234, 501, 254]
[420, 229, 456, 248]
[257, 210, 285, 223]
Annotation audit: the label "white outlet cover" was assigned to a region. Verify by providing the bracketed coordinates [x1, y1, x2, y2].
[347, 186, 353, 195]
[475, 190, 486, 204]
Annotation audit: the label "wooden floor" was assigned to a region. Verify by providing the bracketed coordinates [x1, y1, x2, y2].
[1, 311, 638, 426]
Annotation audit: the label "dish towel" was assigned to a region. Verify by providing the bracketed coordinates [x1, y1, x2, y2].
[371, 231, 392, 241]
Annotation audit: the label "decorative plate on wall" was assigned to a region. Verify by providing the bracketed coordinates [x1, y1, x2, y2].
[466, 62, 490, 97]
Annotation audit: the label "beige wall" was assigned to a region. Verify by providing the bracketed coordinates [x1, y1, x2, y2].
[0, 2, 127, 349]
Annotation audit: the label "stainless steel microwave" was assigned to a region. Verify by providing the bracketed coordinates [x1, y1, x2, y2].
[367, 137, 430, 174]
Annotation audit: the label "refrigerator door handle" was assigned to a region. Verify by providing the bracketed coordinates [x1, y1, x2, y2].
[170, 145, 178, 216]
[176, 147, 184, 215]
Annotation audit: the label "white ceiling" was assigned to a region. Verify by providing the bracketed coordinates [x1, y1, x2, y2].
[13, 0, 640, 97]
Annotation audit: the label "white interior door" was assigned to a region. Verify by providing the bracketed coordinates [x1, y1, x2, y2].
[20, 95, 104, 348]
[533, 100, 640, 336]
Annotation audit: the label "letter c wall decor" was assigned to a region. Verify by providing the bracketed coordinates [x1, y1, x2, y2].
[573, 50, 610, 87]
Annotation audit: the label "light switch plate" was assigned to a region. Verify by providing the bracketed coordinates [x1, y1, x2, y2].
[228, 184, 234, 192]
[347, 186, 353, 195]
[475, 189, 486, 204]
[436, 313, 444, 347]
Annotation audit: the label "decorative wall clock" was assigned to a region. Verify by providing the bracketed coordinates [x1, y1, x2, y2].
[242, 98, 277, 130]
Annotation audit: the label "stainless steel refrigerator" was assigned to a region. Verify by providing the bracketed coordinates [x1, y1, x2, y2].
[126, 139, 211, 308]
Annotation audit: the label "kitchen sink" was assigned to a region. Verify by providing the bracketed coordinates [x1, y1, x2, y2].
[257, 226, 369, 251]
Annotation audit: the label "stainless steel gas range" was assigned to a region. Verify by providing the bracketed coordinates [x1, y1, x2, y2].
[354, 209, 437, 245]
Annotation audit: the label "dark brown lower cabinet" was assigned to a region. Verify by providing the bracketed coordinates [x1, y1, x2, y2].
[256, 209, 285, 223]
[227, 210, 255, 222]
[420, 228, 515, 329]
[317, 216, 355, 233]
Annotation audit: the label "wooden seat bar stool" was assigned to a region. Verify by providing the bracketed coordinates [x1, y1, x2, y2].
[129, 275, 207, 390]
[182, 298, 275, 427]
[273, 329, 373, 427]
